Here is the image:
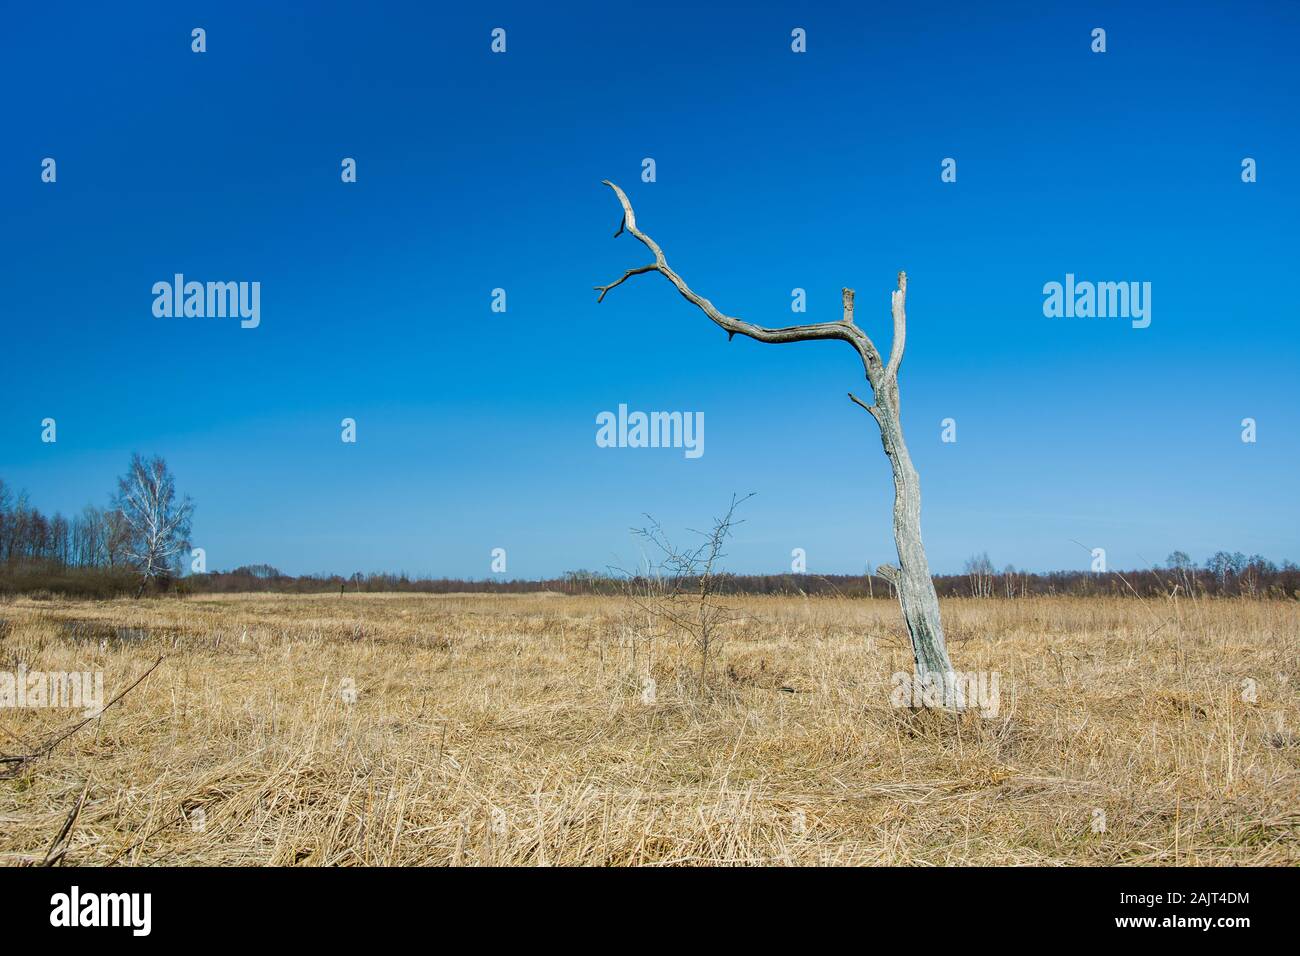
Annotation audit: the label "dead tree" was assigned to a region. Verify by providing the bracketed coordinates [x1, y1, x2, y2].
[594, 181, 956, 696]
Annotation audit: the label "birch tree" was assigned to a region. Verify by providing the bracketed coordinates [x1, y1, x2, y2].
[115, 454, 193, 593]
[594, 182, 958, 701]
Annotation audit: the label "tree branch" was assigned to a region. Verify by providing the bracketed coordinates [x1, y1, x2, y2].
[847, 392, 881, 424]
[594, 264, 657, 303]
[595, 180, 885, 382]
[876, 564, 901, 586]
[884, 271, 907, 383]
[0, 656, 163, 779]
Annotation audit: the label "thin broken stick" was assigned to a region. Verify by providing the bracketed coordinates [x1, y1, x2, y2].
[0, 655, 164, 777]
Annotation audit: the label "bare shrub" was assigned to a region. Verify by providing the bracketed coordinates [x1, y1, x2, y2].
[619, 495, 751, 697]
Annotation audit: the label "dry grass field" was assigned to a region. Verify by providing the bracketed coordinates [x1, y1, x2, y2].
[0, 591, 1296, 866]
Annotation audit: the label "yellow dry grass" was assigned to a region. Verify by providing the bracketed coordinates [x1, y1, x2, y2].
[0, 591, 1296, 866]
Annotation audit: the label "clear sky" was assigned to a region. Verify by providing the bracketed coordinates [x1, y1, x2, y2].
[2, 1, 1296, 579]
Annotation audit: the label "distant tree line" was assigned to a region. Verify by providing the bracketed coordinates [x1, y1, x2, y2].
[0, 456, 192, 597]
[190, 567, 598, 596]
[3, 475, 1295, 600]
[150, 555, 1300, 601]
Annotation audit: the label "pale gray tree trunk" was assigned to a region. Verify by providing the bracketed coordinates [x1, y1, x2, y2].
[870, 386, 954, 685]
[595, 182, 955, 699]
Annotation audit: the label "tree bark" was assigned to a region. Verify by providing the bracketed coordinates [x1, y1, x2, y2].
[870, 386, 955, 687]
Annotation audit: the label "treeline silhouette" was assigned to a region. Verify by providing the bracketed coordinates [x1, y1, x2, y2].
[0, 477, 140, 598]
[4, 477, 1296, 599]
[7, 561, 1296, 601]
[0, 466, 195, 598]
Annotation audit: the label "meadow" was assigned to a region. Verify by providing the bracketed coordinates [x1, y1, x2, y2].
[1, 591, 1296, 865]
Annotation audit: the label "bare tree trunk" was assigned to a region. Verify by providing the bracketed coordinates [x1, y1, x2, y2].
[871, 389, 954, 684]
[595, 182, 956, 702]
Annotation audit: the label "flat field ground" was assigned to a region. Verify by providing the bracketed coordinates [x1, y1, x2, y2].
[0, 592, 1296, 865]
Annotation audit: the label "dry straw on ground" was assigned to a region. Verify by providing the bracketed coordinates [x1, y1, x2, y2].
[0, 592, 1296, 865]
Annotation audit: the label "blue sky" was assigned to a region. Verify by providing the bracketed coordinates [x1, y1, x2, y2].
[2, 1, 1296, 578]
